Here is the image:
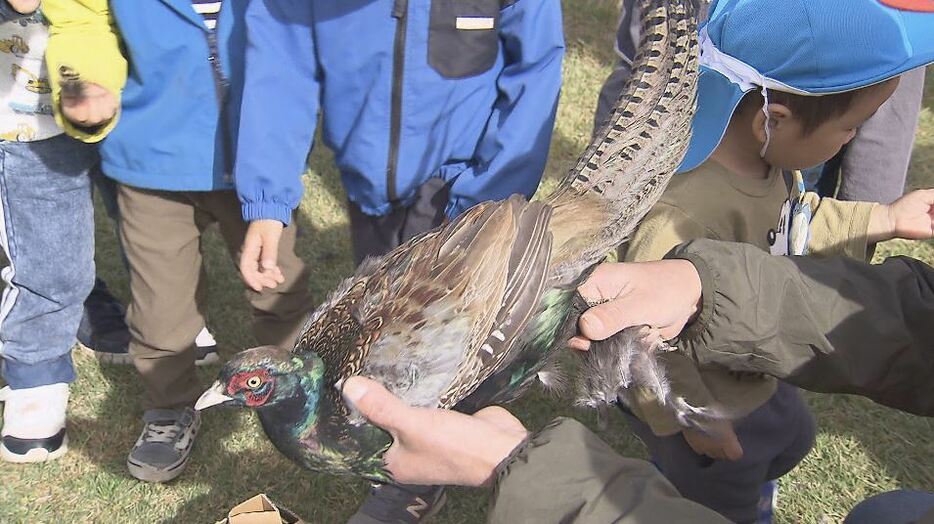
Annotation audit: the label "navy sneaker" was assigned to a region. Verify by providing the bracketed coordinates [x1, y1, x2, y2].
[347, 483, 447, 524]
[78, 277, 132, 364]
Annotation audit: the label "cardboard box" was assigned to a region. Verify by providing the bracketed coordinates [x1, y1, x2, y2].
[216, 494, 307, 524]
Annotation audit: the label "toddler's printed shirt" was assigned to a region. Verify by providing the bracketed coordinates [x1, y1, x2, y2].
[0, 14, 59, 142]
[769, 171, 813, 256]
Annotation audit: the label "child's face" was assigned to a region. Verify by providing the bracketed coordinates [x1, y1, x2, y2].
[761, 78, 900, 170]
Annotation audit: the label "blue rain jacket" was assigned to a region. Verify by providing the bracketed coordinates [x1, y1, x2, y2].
[101, 0, 248, 191]
[236, 0, 565, 223]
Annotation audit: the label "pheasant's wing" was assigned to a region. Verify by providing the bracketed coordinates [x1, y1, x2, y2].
[290, 199, 518, 387]
[435, 198, 553, 409]
[354, 196, 553, 409]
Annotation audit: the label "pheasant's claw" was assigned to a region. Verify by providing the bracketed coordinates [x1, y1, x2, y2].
[595, 404, 610, 431]
[671, 396, 730, 436]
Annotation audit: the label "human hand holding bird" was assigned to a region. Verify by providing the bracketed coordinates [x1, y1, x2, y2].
[342, 376, 528, 486]
[569, 259, 703, 351]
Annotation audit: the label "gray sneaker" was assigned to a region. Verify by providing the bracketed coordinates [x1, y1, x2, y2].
[127, 407, 200, 483]
[347, 483, 447, 523]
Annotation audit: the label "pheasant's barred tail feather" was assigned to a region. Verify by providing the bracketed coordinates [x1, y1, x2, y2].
[546, 0, 699, 284]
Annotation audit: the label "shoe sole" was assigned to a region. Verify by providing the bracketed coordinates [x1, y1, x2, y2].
[126, 417, 201, 483]
[1, 435, 68, 464]
[78, 343, 134, 365]
[127, 453, 191, 483]
[79, 343, 221, 367]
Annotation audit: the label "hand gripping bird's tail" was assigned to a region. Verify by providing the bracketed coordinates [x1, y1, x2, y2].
[545, 0, 700, 286]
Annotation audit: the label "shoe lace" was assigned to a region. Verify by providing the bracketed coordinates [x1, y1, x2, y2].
[143, 421, 180, 444]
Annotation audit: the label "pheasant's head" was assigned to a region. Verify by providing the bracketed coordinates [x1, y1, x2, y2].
[196, 345, 325, 412]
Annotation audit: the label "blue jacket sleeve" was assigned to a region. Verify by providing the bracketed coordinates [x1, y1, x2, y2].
[235, 0, 320, 225]
[445, 0, 565, 218]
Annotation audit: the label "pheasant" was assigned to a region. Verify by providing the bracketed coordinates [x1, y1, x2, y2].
[196, 0, 701, 482]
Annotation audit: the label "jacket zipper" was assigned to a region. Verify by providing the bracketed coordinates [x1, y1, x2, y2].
[205, 30, 230, 108]
[387, 0, 409, 205]
[205, 29, 234, 183]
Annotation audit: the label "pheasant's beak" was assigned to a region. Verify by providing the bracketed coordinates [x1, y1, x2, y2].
[195, 382, 234, 410]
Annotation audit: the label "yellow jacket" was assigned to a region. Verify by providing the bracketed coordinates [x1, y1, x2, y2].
[43, 0, 126, 143]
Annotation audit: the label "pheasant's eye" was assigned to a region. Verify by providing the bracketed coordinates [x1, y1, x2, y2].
[246, 376, 263, 389]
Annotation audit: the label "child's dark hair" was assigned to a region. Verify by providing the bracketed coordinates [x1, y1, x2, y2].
[734, 83, 884, 135]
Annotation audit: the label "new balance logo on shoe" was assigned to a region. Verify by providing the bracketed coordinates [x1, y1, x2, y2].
[406, 497, 429, 519]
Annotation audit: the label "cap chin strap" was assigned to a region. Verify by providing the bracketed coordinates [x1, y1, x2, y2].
[759, 87, 771, 158]
[699, 27, 809, 158]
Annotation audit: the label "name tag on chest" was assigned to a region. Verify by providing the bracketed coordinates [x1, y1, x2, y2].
[456, 17, 495, 30]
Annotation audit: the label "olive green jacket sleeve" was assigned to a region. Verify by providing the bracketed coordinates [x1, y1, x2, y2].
[43, 0, 127, 143]
[488, 418, 729, 524]
[668, 239, 934, 416]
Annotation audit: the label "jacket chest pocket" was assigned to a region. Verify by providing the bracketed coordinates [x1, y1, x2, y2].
[428, 0, 502, 78]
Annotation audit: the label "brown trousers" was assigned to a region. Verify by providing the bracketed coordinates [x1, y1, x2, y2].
[117, 185, 312, 409]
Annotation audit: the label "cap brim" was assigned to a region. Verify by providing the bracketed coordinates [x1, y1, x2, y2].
[677, 66, 749, 173]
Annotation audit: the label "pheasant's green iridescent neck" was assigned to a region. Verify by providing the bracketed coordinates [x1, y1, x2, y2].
[292, 357, 325, 434]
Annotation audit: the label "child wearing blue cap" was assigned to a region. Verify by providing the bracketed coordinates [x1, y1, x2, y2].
[619, 1, 934, 522]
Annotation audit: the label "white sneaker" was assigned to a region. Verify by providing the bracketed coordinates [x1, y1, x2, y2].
[194, 327, 220, 366]
[0, 383, 69, 463]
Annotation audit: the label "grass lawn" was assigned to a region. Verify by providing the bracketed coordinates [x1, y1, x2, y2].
[2, 2, 933, 522]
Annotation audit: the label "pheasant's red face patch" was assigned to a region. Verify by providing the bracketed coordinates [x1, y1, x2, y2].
[229, 370, 274, 407]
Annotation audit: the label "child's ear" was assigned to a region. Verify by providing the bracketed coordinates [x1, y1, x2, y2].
[750, 103, 794, 144]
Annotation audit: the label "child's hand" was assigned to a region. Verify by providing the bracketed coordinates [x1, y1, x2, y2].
[869, 189, 934, 242]
[682, 419, 744, 461]
[240, 219, 286, 292]
[60, 82, 118, 128]
[7, 0, 39, 14]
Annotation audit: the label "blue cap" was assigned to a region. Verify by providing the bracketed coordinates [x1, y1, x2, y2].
[678, 0, 934, 173]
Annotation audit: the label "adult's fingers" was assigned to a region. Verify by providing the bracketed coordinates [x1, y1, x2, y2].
[342, 376, 407, 437]
[568, 336, 591, 352]
[577, 263, 633, 303]
[577, 297, 640, 341]
[473, 406, 527, 436]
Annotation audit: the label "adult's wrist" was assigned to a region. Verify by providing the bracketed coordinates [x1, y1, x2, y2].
[663, 246, 714, 337]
